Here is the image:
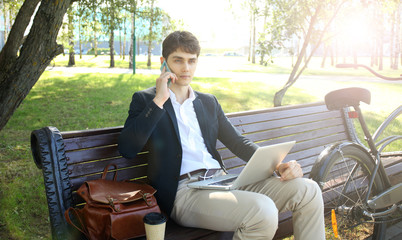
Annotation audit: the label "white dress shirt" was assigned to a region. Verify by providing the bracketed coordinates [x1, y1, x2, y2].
[169, 87, 221, 175]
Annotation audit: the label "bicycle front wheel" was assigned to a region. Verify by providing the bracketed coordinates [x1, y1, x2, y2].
[312, 143, 387, 239]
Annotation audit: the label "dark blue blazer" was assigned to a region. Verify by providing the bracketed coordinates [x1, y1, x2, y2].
[118, 87, 258, 216]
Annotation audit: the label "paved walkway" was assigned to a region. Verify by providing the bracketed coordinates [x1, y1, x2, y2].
[47, 66, 402, 84]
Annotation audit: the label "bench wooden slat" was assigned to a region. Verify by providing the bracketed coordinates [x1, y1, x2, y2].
[258, 133, 348, 154]
[221, 121, 345, 150]
[67, 155, 149, 179]
[63, 132, 120, 151]
[65, 145, 120, 163]
[296, 156, 320, 170]
[385, 162, 402, 177]
[237, 111, 343, 135]
[217, 116, 344, 149]
[70, 165, 148, 191]
[382, 154, 402, 167]
[61, 126, 122, 139]
[218, 131, 348, 161]
[242, 119, 345, 144]
[227, 103, 328, 125]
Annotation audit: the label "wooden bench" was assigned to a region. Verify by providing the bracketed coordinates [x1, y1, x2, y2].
[30, 101, 402, 240]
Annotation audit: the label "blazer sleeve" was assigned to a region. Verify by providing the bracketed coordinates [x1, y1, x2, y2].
[118, 91, 166, 159]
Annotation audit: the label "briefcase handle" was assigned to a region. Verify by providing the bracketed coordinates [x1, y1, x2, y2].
[102, 164, 118, 181]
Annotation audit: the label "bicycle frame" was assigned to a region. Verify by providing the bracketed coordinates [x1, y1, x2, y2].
[352, 104, 402, 212]
[373, 105, 402, 154]
[351, 105, 392, 197]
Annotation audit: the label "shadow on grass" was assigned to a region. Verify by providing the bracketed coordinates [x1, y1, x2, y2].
[11, 72, 156, 131]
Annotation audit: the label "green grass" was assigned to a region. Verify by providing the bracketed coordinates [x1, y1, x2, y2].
[0, 59, 401, 239]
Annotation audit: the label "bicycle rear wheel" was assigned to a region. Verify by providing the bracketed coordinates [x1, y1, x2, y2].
[312, 143, 387, 239]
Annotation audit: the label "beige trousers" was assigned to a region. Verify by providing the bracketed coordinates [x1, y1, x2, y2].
[171, 173, 325, 240]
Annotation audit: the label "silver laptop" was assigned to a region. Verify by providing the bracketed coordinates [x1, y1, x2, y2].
[187, 141, 296, 190]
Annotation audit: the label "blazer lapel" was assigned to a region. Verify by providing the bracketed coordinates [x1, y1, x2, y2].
[163, 99, 181, 143]
[193, 96, 210, 147]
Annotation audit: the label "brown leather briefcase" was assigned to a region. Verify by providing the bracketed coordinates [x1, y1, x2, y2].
[65, 164, 161, 240]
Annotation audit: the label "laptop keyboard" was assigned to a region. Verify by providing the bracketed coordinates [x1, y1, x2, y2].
[208, 176, 237, 186]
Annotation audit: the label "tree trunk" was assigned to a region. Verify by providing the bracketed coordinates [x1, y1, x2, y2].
[68, 9, 75, 67]
[390, 10, 395, 69]
[92, 2, 98, 57]
[147, 1, 154, 68]
[378, 11, 384, 71]
[273, 0, 343, 106]
[321, 45, 327, 68]
[252, 11, 256, 64]
[248, 14, 252, 62]
[109, 0, 115, 68]
[371, 37, 376, 67]
[2, 3, 7, 44]
[394, 3, 400, 70]
[79, 37, 82, 59]
[110, 29, 115, 68]
[78, 10, 82, 59]
[335, 39, 338, 65]
[274, 4, 322, 107]
[379, 30, 383, 71]
[123, 18, 126, 60]
[119, 30, 122, 59]
[0, 0, 72, 131]
[147, 36, 153, 68]
[129, 12, 134, 69]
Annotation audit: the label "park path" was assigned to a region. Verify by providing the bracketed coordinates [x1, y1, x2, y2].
[47, 66, 402, 85]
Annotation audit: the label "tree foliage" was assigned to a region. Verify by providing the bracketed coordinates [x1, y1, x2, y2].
[138, 0, 171, 67]
[240, 0, 351, 106]
[234, 0, 401, 106]
[0, 0, 74, 131]
[0, 0, 185, 131]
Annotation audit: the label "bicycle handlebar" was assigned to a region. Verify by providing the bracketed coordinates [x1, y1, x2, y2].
[336, 64, 402, 81]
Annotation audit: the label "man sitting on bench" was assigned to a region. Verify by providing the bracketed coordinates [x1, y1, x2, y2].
[118, 31, 325, 240]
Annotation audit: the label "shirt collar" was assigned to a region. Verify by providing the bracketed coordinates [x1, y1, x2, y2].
[169, 86, 196, 104]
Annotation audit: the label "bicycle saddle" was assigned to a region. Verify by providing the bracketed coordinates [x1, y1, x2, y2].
[325, 87, 371, 111]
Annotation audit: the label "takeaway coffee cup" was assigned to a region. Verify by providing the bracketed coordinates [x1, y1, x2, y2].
[143, 212, 167, 240]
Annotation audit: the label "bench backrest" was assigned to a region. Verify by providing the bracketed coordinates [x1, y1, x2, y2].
[61, 102, 353, 206]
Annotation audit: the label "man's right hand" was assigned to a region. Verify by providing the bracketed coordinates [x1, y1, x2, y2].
[153, 68, 177, 108]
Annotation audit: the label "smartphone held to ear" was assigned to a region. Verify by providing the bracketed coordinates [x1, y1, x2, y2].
[160, 61, 172, 87]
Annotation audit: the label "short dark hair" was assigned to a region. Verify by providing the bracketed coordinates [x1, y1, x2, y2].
[162, 31, 200, 59]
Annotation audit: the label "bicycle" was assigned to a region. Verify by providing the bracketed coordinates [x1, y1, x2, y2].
[310, 64, 402, 239]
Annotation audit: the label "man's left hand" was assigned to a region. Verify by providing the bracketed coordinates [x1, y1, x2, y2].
[276, 160, 303, 181]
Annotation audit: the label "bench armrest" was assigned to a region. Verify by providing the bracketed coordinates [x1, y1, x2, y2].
[31, 126, 73, 239]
